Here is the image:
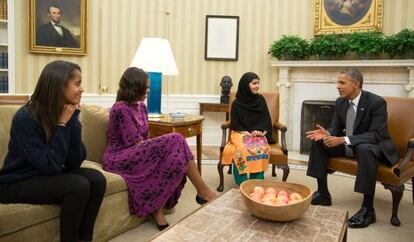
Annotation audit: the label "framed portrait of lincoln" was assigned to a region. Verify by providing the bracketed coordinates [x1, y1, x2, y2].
[29, 0, 87, 55]
[314, 0, 383, 35]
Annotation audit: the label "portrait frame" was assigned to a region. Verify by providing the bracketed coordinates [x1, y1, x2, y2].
[29, 0, 87, 55]
[205, 15, 239, 61]
[314, 0, 383, 35]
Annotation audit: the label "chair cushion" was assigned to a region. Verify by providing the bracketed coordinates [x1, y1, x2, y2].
[79, 104, 109, 164]
[328, 157, 414, 186]
[269, 144, 287, 164]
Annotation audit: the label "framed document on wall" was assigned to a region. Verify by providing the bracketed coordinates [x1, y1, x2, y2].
[314, 0, 383, 35]
[29, 0, 87, 55]
[205, 15, 239, 61]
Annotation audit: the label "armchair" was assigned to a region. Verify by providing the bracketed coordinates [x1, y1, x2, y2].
[327, 96, 414, 226]
[216, 92, 289, 192]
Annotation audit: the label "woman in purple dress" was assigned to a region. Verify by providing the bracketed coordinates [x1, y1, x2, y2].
[102, 67, 217, 230]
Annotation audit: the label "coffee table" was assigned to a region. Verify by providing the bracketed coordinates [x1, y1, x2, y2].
[150, 188, 348, 242]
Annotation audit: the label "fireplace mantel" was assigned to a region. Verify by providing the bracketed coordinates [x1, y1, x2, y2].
[271, 59, 414, 159]
[271, 59, 414, 68]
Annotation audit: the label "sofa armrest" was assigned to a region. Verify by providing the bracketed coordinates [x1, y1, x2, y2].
[394, 137, 414, 177]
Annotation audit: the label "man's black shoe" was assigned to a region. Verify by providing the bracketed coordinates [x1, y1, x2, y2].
[311, 191, 332, 206]
[348, 207, 376, 228]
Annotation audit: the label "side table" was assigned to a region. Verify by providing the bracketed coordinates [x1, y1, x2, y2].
[148, 114, 204, 174]
[199, 102, 229, 120]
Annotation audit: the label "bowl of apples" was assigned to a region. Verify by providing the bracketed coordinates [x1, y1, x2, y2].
[240, 179, 312, 221]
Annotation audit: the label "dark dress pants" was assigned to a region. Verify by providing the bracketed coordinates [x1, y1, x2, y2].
[307, 140, 383, 196]
[0, 168, 106, 242]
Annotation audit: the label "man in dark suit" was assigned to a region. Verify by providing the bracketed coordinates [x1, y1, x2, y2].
[306, 68, 398, 228]
[36, 5, 78, 48]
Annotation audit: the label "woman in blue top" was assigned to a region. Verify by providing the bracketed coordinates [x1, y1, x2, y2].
[0, 60, 106, 242]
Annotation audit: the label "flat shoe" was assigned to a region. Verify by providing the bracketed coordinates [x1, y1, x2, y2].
[196, 195, 208, 205]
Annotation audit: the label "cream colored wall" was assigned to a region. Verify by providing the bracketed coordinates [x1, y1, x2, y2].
[13, 0, 414, 94]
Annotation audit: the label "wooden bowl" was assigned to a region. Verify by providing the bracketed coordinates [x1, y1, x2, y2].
[240, 179, 312, 221]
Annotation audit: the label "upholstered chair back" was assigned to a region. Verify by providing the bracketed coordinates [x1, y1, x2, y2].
[229, 92, 280, 143]
[385, 97, 414, 160]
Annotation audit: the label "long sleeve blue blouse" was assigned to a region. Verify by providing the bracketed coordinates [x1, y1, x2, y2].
[0, 106, 86, 190]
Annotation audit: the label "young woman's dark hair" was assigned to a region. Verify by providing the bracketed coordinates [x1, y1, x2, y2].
[28, 60, 81, 141]
[116, 67, 148, 103]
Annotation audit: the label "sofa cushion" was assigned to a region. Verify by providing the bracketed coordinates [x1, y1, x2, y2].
[82, 160, 127, 196]
[0, 160, 127, 237]
[79, 104, 109, 164]
[0, 203, 59, 237]
[0, 105, 21, 168]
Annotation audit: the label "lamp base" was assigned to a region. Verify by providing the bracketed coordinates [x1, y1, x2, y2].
[148, 72, 163, 115]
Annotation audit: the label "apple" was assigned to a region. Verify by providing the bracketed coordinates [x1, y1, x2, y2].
[289, 192, 303, 200]
[276, 195, 289, 203]
[277, 190, 289, 197]
[265, 187, 277, 195]
[253, 186, 265, 197]
[261, 193, 274, 203]
[270, 195, 277, 203]
[249, 192, 262, 202]
[262, 193, 274, 199]
[262, 193, 277, 203]
[275, 200, 288, 206]
[262, 200, 274, 206]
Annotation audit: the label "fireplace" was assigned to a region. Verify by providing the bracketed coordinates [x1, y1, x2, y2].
[300, 100, 335, 154]
[271, 60, 414, 160]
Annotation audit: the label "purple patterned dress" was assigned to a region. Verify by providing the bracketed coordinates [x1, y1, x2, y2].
[102, 101, 193, 217]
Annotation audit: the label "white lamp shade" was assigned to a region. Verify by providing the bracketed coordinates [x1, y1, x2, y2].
[130, 38, 179, 76]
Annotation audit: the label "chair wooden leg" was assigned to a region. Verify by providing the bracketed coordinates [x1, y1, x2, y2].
[272, 164, 277, 177]
[382, 183, 404, 226]
[277, 164, 290, 181]
[412, 177, 414, 205]
[227, 164, 232, 174]
[217, 161, 225, 192]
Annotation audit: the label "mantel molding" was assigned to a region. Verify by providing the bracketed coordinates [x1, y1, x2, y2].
[270, 59, 414, 68]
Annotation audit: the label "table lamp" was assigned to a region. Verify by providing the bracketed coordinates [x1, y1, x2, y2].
[130, 38, 179, 117]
